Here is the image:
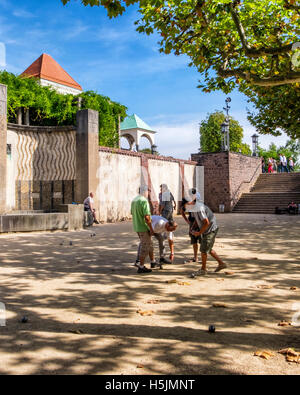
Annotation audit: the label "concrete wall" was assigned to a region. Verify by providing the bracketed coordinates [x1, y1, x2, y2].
[97, 151, 142, 222]
[191, 151, 261, 212]
[97, 147, 203, 222]
[0, 204, 84, 233]
[148, 159, 181, 203]
[0, 84, 204, 229]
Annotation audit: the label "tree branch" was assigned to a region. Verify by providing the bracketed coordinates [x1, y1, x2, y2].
[283, 0, 300, 12]
[218, 68, 300, 86]
[229, 3, 295, 58]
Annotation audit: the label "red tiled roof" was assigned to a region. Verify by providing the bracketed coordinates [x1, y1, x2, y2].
[21, 53, 82, 91]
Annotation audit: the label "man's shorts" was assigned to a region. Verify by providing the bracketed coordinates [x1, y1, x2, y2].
[200, 228, 219, 254]
[190, 233, 201, 245]
[161, 210, 173, 221]
[137, 231, 153, 260]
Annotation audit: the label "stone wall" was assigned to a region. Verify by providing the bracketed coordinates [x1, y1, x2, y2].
[97, 147, 203, 222]
[191, 151, 261, 212]
[6, 124, 76, 211]
[0, 83, 204, 225]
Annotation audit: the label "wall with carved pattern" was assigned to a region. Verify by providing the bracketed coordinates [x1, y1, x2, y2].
[7, 124, 76, 211]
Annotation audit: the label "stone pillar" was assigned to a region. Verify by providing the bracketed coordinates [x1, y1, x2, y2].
[17, 108, 22, 125]
[0, 84, 7, 213]
[25, 109, 30, 125]
[75, 109, 99, 208]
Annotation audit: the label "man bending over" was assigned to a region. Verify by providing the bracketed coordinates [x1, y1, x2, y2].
[183, 200, 227, 276]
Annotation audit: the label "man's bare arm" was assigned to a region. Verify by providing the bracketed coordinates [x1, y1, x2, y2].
[145, 215, 154, 235]
[192, 218, 210, 236]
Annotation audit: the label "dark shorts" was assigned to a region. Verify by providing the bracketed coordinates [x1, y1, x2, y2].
[200, 228, 219, 254]
[161, 210, 173, 221]
[190, 234, 201, 245]
[189, 221, 200, 245]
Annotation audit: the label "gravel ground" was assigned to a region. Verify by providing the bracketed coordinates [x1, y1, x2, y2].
[0, 213, 299, 375]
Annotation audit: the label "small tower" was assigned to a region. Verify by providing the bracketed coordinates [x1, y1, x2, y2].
[120, 114, 156, 152]
[21, 53, 83, 95]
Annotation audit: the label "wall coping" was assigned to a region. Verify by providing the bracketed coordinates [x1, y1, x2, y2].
[191, 151, 261, 160]
[7, 123, 76, 133]
[98, 146, 198, 165]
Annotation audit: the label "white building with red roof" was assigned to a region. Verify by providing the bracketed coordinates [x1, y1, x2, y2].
[21, 53, 83, 95]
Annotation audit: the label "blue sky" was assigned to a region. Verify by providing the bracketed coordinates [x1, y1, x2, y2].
[0, 0, 289, 159]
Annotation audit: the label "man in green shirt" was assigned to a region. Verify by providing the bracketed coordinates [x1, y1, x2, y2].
[131, 186, 155, 273]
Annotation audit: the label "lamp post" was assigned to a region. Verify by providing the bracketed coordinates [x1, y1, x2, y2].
[151, 144, 158, 155]
[251, 134, 259, 156]
[221, 120, 230, 151]
[221, 97, 231, 152]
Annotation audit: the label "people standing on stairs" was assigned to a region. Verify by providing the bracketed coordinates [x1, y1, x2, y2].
[272, 158, 277, 173]
[278, 153, 283, 173]
[267, 158, 273, 173]
[288, 157, 295, 172]
[261, 157, 266, 173]
[282, 154, 288, 173]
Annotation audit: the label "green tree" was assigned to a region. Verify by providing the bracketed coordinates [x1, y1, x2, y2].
[61, 0, 300, 90]
[0, 71, 127, 147]
[199, 111, 251, 154]
[243, 84, 300, 139]
[61, 0, 300, 142]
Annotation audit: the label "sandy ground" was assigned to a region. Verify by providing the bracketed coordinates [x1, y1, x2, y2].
[0, 213, 299, 375]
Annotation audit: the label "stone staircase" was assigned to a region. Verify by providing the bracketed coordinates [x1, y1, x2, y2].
[233, 173, 300, 214]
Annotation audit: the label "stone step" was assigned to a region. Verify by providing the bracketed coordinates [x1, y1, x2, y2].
[233, 172, 300, 213]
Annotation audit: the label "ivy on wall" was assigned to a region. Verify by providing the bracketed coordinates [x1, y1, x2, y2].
[0, 71, 127, 147]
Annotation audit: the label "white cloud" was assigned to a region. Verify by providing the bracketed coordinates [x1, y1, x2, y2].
[151, 119, 201, 160]
[12, 9, 36, 18]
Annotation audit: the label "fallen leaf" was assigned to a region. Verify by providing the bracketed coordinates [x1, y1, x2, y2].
[166, 279, 178, 284]
[212, 302, 229, 308]
[286, 355, 300, 364]
[146, 299, 160, 304]
[257, 284, 273, 289]
[224, 271, 235, 276]
[254, 350, 275, 360]
[68, 329, 84, 334]
[278, 320, 291, 327]
[136, 364, 144, 369]
[240, 318, 255, 323]
[177, 281, 191, 286]
[279, 348, 299, 356]
[290, 287, 298, 291]
[137, 310, 154, 316]
[215, 278, 225, 282]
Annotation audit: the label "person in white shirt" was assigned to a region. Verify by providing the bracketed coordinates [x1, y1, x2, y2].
[279, 154, 283, 173]
[135, 215, 178, 268]
[288, 157, 294, 172]
[282, 154, 288, 172]
[84, 192, 99, 224]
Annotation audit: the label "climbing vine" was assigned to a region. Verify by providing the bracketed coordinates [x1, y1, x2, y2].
[0, 71, 127, 147]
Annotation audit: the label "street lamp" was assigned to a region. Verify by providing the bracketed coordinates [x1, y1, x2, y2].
[151, 144, 158, 155]
[221, 97, 231, 152]
[221, 120, 230, 151]
[251, 134, 259, 156]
